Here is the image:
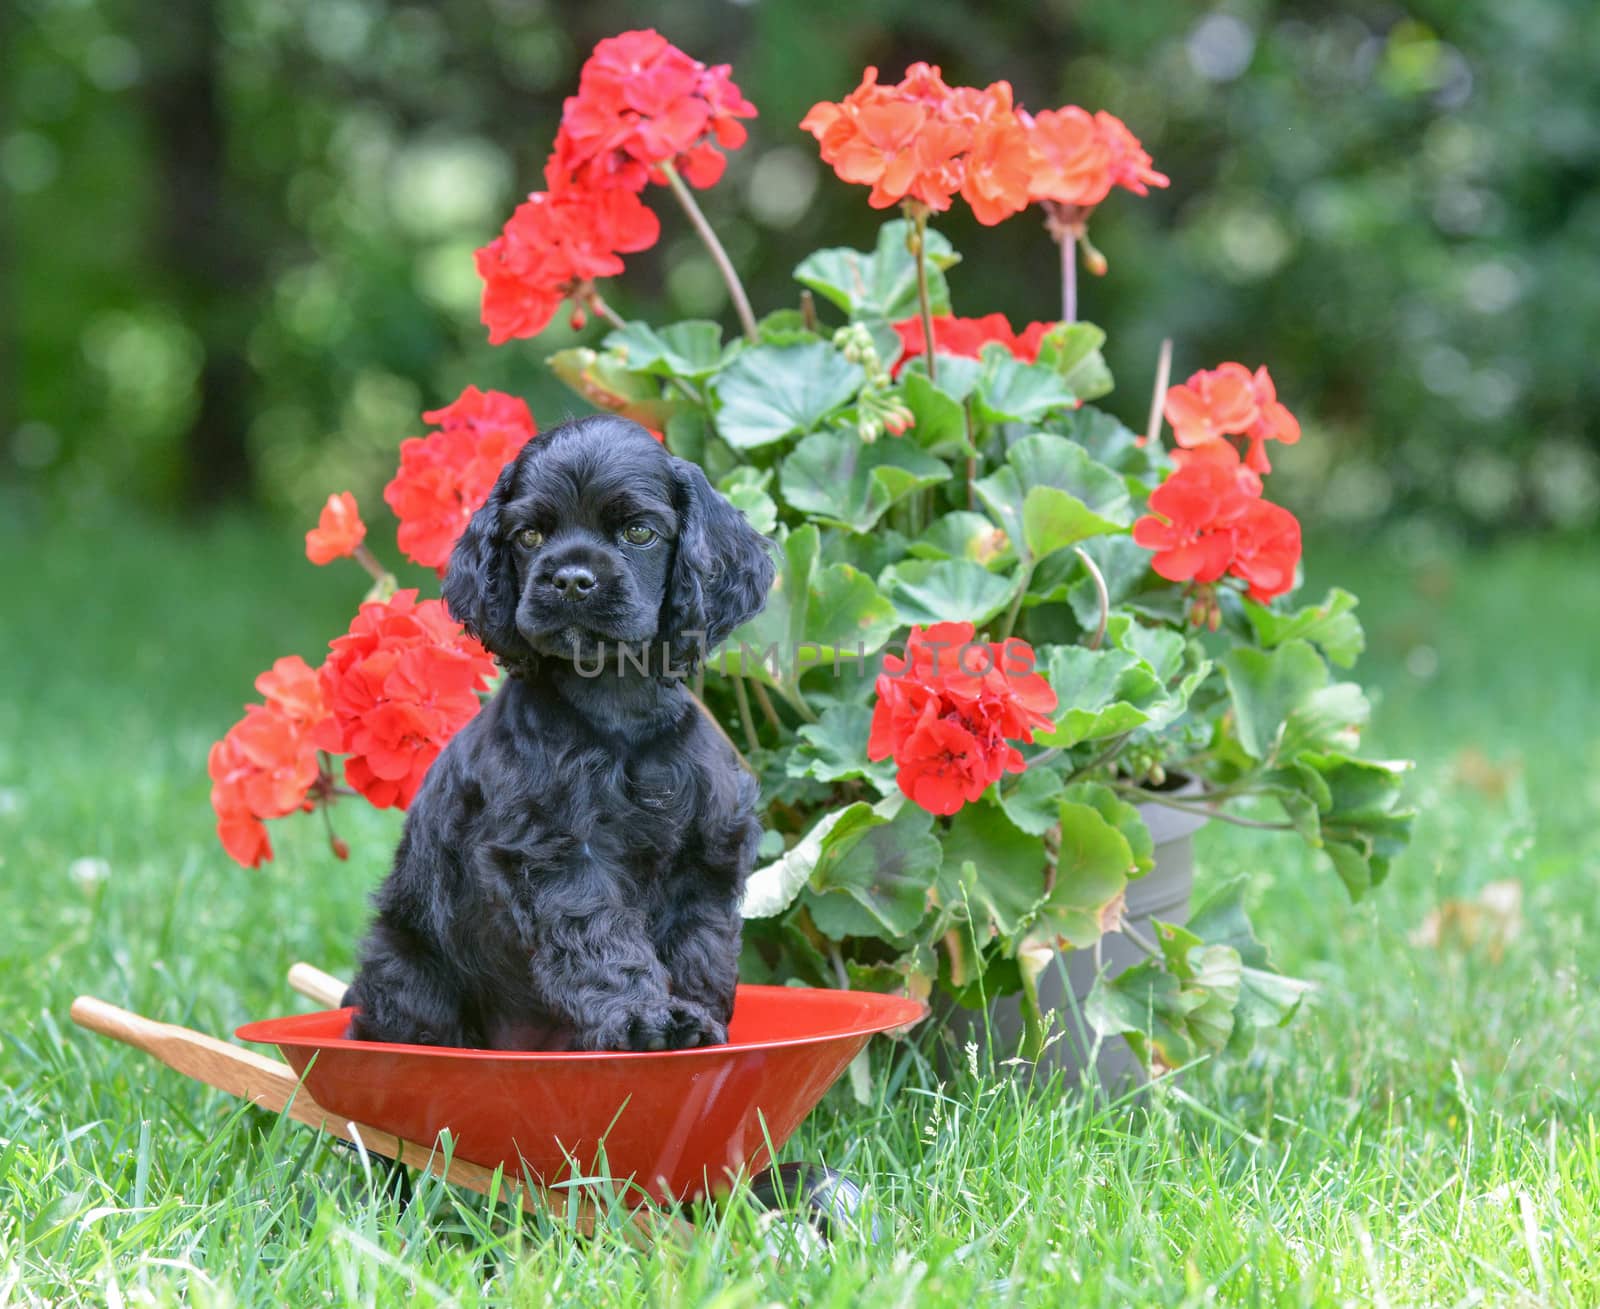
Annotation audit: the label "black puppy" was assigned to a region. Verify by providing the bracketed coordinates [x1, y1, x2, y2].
[342, 415, 774, 1051]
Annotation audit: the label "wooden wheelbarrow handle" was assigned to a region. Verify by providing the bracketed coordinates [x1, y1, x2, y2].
[68, 995, 549, 1216]
[287, 962, 347, 1008]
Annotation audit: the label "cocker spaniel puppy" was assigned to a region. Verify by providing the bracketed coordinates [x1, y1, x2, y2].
[343, 415, 774, 1051]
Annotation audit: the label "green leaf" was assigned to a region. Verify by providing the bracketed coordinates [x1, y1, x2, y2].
[715, 524, 899, 683]
[780, 427, 950, 533]
[899, 369, 972, 457]
[1244, 587, 1366, 669]
[1025, 800, 1135, 950]
[756, 308, 821, 346]
[999, 767, 1066, 837]
[878, 558, 1018, 626]
[972, 351, 1078, 424]
[1033, 644, 1167, 748]
[1059, 404, 1167, 485]
[788, 703, 895, 789]
[793, 219, 958, 321]
[1021, 486, 1127, 559]
[1085, 943, 1243, 1071]
[808, 804, 944, 940]
[741, 800, 883, 919]
[1300, 753, 1416, 898]
[974, 433, 1131, 564]
[918, 353, 984, 403]
[942, 801, 1049, 937]
[711, 342, 864, 450]
[1186, 878, 1312, 1055]
[907, 511, 1015, 568]
[1061, 781, 1154, 877]
[717, 467, 778, 536]
[1032, 322, 1114, 401]
[1222, 639, 1333, 763]
[603, 319, 728, 380]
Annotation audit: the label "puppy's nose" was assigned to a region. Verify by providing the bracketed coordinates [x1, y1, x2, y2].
[550, 563, 597, 599]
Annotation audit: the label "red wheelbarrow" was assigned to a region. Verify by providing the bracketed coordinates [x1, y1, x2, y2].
[70, 963, 925, 1238]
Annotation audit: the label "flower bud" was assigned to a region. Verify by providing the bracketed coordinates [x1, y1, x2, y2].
[330, 835, 350, 861]
[568, 305, 588, 332]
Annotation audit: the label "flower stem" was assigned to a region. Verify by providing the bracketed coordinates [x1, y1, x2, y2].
[1145, 337, 1173, 450]
[778, 680, 819, 724]
[1059, 226, 1077, 324]
[729, 675, 760, 755]
[1108, 784, 1295, 831]
[963, 401, 977, 510]
[749, 678, 784, 732]
[1074, 546, 1109, 649]
[910, 205, 938, 384]
[582, 286, 629, 332]
[661, 162, 758, 343]
[352, 544, 388, 584]
[999, 562, 1034, 640]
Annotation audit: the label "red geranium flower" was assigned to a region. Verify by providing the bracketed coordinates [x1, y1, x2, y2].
[475, 182, 660, 344]
[255, 655, 327, 727]
[313, 591, 499, 811]
[1172, 437, 1264, 497]
[1134, 452, 1303, 607]
[384, 387, 537, 572]
[1131, 457, 1252, 585]
[551, 29, 756, 193]
[896, 713, 992, 816]
[1228, 497, 1302, 602]
[305, 492, 366, 566]
[890, 313, 1054, 374]
[802, 64, 1034, 224]
[868, 623, 1057, 815]
[209, 703, 323, 869]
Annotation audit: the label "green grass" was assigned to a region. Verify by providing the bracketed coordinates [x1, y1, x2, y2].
[3, 503, 1598, 1306]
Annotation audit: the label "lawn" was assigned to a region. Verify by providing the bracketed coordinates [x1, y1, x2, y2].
[3, 502, 1598, 1306]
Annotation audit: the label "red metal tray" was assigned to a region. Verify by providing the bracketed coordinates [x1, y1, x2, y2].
[238, 983, 924, 1201]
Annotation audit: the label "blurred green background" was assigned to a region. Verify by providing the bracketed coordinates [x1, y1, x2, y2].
[5, 0, 1597, 534]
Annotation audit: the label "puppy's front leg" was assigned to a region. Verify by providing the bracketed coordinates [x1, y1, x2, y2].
[524, 886, 722, 1052]
[655, 891, 741, 1038]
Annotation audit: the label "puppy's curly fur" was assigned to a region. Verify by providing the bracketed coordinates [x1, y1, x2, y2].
[343, 415, 774, 1051]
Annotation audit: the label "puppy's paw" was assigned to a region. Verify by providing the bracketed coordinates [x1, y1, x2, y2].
[582, 998, 727, 1052]
[663, 998, 726, 1049]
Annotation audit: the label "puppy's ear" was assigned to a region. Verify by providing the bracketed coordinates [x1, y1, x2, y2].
[663, 459, 775, 668]
[442, 458, 522, 659]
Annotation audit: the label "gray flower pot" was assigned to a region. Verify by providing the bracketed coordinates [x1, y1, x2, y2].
[942, 777, 1208, 1089]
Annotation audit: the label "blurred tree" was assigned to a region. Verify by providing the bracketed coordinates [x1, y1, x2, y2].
[3, 0, 1596, 531]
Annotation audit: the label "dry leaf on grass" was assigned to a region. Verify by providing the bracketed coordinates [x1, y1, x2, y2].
[1410, 879, 1524, 961]
[1453, 746, 1522, 802]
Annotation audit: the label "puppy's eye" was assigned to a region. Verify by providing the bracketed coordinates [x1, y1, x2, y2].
[514, 528, 543, 549]
[621, 523, 657, 546]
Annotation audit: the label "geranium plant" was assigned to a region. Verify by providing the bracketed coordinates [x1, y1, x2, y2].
[210, 31, 1414, 1071]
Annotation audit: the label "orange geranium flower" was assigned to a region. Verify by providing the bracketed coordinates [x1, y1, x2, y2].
[1164, 363, 1260, 449]
[1024, 106, 1167, 212]
[802, 64, 1034, 224]
[1022, 106, 1113, 207]
[305, 492, 366, 566]
[954, 82, 1036, 226]
[1164, 362, 1302, 474]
